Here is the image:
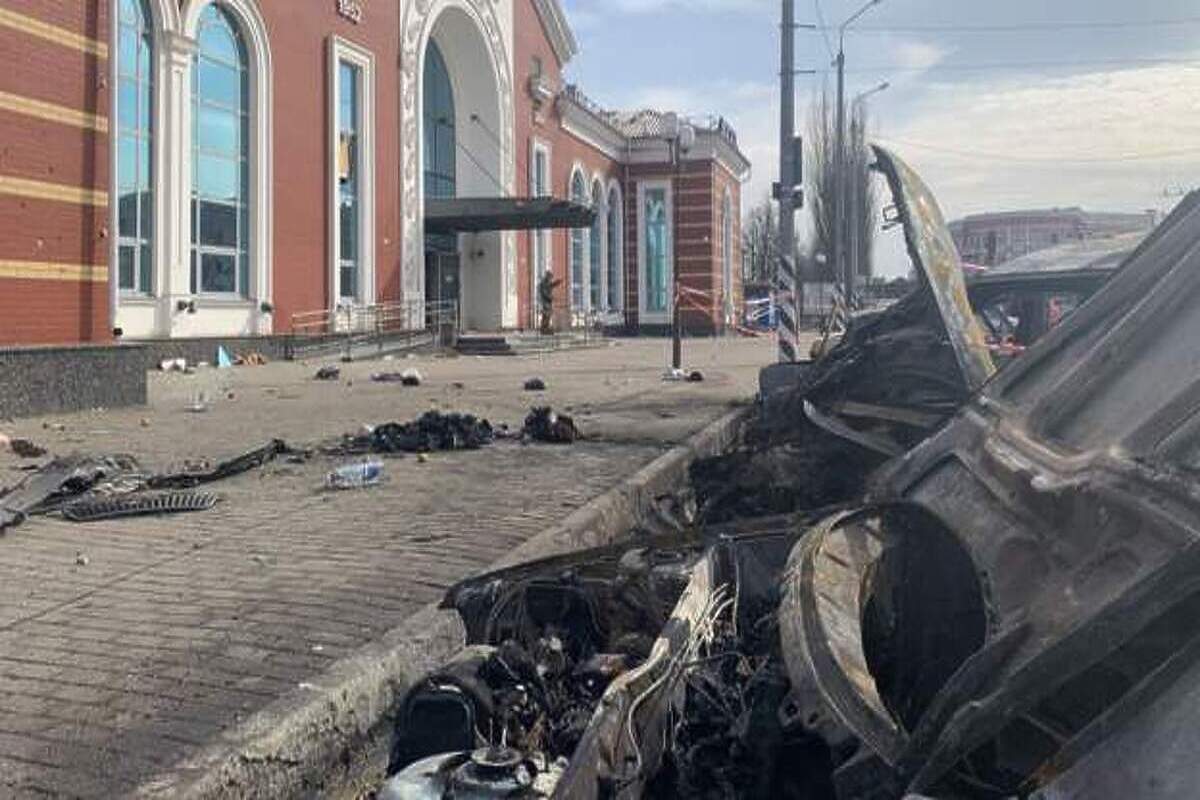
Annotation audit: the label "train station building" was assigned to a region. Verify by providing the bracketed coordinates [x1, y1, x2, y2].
[0, 0, 749, 346]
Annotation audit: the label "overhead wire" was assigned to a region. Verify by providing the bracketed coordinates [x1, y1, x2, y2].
[834, 16, 1200, 33]
[874, 137, 1200, 165]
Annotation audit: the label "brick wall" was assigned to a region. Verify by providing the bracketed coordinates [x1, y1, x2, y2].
[0, 0, 110, 345]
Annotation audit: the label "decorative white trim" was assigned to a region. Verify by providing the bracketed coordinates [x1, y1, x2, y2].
[557, 94, 626, 161]
[529, 136, 551, 323]
[327, 35, 376, 309]
[180, 0, 274, 334]
[399, 0, 514, 312]
[531, 0, 578, 66]
[637, 178, 673, 324]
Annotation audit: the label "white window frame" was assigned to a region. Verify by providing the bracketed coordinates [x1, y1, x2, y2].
[637, 179, 673, 323]
[529, 137, 551, 322]
[177, 0, 274, 332]
[328, 36, 376, 309]
[605, 179, 624, 317]
[568, 162, 589, 315]
[590, 175, 606, 315]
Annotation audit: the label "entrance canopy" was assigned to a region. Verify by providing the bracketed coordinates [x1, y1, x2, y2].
[425, 197, 595, 234]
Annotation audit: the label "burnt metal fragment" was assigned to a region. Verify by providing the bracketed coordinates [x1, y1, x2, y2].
[61, 491, 218, 522]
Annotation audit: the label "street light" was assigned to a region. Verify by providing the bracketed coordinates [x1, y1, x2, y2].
[849, 81, 889, 293]
[665, 113, 695, 370]
[834, 0, 884, 310]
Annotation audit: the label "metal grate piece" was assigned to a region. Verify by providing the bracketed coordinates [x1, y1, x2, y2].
[62, 492, 218, 523]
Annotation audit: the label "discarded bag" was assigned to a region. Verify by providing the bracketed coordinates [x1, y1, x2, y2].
[524, 378, 547, 391]
[315, 365, 341, 381]
[522, 407, 580, 444]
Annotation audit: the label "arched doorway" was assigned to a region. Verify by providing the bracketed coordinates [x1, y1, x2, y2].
[416, 5, 506, 331]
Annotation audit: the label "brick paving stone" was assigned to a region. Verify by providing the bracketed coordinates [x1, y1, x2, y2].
[0, 338, 774, 796]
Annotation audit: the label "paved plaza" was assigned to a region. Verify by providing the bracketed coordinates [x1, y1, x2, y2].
[0, 337, 772, 798]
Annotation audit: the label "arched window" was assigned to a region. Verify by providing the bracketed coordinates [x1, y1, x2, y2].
[423, 42, 455, 202]
[722, 191, 733, 322]
[569, 170, 586, 311]
[116, 0, 154, 294]
[606, 185, 622, 312]
[590, 180, 603, 312]
[191, 4, 250, 295]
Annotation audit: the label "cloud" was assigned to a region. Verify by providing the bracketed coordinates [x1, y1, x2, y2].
[881, 62, 1200, 219]
[891, 40, 952, 75]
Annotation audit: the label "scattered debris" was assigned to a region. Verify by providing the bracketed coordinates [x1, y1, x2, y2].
[10, 439, 46, 459]
[186, 391, 210, 413]
[522, 407, 580, 444]
[160, 358, 188, 372]
[371, 368, 423, 386]
[74, 551, 89, 566]
[139, 418, 151, 428]
[332, 412, 494, 455]
[524, 377, 547, 391]
[235, 351, 268, 366]
[325, 460, 384, 490]
[149, 440, 298, 489]
[315, 365, 341, 381]
[61, 492, 218, 522]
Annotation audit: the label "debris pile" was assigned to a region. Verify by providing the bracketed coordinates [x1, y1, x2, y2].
[335, 412, 495, 455]
[521, 407, 580, 444]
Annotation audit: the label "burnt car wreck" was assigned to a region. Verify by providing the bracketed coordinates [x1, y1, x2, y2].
[381, 147, 1200, 799]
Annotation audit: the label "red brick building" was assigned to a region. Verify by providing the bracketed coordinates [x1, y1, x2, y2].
[0, 0, 748, 346]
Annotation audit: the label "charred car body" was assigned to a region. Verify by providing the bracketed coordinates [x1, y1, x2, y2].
[381, 147, 1200, 799]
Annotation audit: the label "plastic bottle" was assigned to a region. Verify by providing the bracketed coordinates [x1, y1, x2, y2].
[326, 460, 384, 490]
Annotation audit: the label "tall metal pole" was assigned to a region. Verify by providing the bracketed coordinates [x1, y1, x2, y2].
[776, 0, 799, 361]
[835, 48, 847, 307]
[672, 137, 682, 369]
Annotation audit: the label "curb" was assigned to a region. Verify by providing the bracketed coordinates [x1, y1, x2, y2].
[133, 403, 752, 800]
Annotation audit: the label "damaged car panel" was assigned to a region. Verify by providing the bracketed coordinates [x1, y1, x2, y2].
[871, 146, 996, 393]
[783, 188, 1200, 797]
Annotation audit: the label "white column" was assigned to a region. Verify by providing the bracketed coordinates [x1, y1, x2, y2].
[161, 32, 196, 337]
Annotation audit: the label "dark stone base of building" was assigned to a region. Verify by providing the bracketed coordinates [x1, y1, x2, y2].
[0, 344, 148, 420]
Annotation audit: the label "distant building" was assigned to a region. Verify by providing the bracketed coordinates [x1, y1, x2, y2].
[949, 208, 1156, 267]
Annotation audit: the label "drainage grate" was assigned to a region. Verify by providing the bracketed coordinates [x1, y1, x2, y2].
[62, 492, 219, 522]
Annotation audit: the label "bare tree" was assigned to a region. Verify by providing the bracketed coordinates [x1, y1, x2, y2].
[806, 85, 878, 284]
[741, 195, 779, 284]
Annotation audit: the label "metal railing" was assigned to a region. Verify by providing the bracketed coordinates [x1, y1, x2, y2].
[287, 299, 445, 360]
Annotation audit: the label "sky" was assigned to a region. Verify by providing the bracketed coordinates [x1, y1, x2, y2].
[558, 0, 1200, 276]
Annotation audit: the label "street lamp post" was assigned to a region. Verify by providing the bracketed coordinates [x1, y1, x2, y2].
[668, 115, 695, 370]
[834, 0, 883, 310]
[849, 81, 889, 292]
